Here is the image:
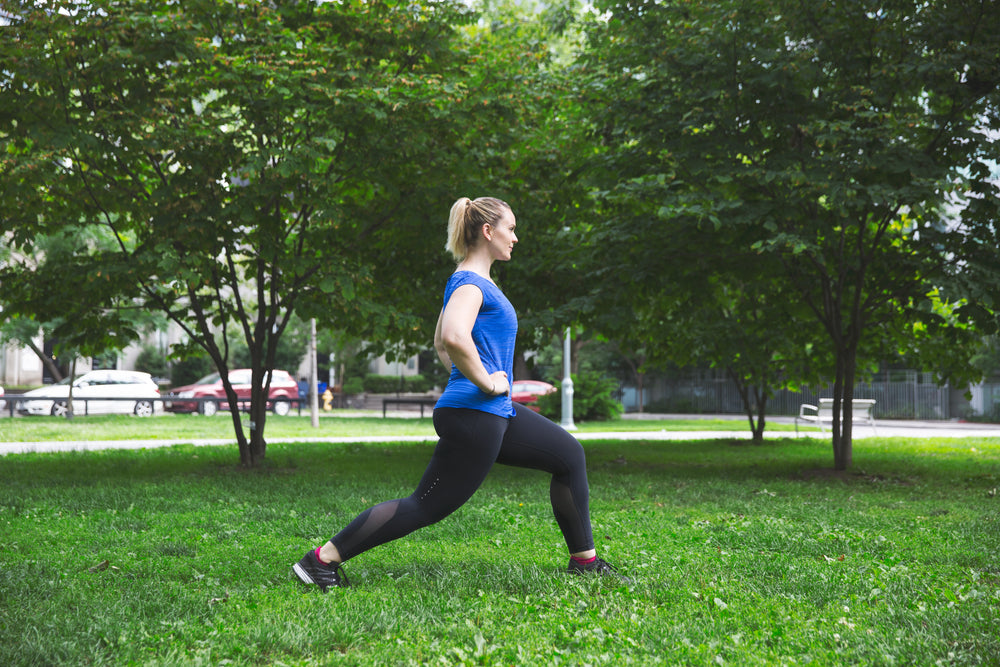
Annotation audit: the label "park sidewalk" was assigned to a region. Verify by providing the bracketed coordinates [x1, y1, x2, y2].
[2, 413, 999, 456]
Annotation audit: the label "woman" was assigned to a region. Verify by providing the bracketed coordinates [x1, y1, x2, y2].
[292, 196, 623, 590]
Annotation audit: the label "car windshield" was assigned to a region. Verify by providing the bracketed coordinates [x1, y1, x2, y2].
[54, 374, 96, 386]
[193, 372, 222, 385]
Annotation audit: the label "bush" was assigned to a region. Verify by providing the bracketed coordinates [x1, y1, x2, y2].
[360, 374, 433, 394]
[403, 374, 432, 393]
[342, 377, 364, 394]
[363, 374, 400, 393]
[419, 350, 450, 391]
[170, 355, 213, 387]
[134, 344, 169, 379]
[536, 371, 623, 422]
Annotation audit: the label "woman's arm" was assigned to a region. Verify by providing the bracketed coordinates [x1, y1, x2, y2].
[434, 284, 509, 395]
[433, 308, 452, 369]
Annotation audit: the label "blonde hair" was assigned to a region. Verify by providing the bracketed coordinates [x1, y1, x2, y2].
[445, 196, 511, 262]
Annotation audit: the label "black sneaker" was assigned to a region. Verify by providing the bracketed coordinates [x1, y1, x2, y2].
[292, 550, 350, 591]
[567, 557, 630, 582]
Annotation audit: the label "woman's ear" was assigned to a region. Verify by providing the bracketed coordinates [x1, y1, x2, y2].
[481, 223, 493, 241]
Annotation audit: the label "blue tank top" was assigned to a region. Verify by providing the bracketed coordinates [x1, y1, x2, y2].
[434, 271, 517, 418]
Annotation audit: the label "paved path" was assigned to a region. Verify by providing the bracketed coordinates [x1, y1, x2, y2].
[2, 415, 998, 456]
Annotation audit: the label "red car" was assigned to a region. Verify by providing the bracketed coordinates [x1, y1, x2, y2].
[510, 380, 556, 412]
[165, 368, 299, 416]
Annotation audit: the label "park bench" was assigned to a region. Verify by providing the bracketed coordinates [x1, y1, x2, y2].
[382, 397, 438, 418]
[795, 398, 877, 435]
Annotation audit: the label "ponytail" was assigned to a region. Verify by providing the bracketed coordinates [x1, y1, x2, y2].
[445, 196, 511, 262]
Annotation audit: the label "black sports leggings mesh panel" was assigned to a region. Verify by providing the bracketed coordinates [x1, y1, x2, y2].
[330, 403, 595, 561]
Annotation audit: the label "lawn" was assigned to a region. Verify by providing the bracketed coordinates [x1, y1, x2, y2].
[0, 411, 794, 443]
[1, 434, 997, 665]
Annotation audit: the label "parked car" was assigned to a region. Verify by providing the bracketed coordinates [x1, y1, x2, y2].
[165, 368, 299, 416]
[511, 380, 556, 412]
[17, 370, 160, 417]
[0, 385, 5, 412]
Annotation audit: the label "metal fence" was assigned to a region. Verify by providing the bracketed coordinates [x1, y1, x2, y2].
[1, 395, 307, 418]
[620, 369, 952, 420]
[970, 382, 1000, 421]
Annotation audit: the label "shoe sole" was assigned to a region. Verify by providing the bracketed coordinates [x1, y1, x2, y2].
[292, 562, 316, 586]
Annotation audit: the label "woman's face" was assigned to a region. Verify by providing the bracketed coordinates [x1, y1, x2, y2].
[486, 209, 518, 262]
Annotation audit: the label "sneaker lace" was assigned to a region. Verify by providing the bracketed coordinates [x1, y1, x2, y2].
[332, 562, 351, 587]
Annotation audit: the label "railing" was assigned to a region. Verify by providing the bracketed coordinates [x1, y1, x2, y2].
[2, 395, 306, 418]
[620, 370, 953, 419]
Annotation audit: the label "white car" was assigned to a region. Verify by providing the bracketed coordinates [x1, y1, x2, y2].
[17, 370, 161, 417]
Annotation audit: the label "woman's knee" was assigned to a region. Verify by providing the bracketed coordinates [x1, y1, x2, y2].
[559, 439, 588, 476]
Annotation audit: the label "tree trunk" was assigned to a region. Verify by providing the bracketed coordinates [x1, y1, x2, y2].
[248, 384, 268, 464]
[752, 385, 767, 444]
[728, 367, 767, 444]
[239, 354, 272, 467]
[26, 338, 64, 383]
[831, 353, 846, 471]
[65, 357, 77, 420]
[570, 336, 586, 376]
[839, 346, 857, 470]
[831, 344, 857, 471]
[617, 350, 646, 413]
[513, 351, 530, 381]
[223, 382, 251, 467]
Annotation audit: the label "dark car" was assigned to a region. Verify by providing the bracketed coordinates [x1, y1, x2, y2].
[510, 380, 556, 412]
[165, 368, 299, 416]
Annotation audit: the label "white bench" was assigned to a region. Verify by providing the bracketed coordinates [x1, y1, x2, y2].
[795, 398, 877, 435]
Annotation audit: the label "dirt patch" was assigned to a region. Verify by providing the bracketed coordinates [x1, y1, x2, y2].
[797, 467, 852, 481]
[795, 468, 916, 485]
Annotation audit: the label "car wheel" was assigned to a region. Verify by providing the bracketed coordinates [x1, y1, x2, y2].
[199, 400, 219, 416]
[272, 399, 291, 416]
[51, 401, 69, 417]
[134, 400, 154, 417]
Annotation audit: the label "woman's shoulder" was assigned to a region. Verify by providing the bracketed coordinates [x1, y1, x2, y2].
[450, 269, 485, 282]
[444, 271, 482, 304]
[447, 270, 497, 293]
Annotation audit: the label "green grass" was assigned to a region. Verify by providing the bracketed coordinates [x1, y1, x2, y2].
[0, 411, 795, 443]
[0, 412, 438, 442]
[1, 434, 997, 665]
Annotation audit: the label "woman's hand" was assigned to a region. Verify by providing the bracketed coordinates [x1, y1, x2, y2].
[488, 371, 510, 396]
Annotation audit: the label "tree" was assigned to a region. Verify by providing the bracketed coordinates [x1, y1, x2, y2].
[1, 0, 487, 465]
[2, 0, 602, 463]
[579, 190, 822, 440]
[436, 1, 608, 361]
[1, 224, 167, 383]
[582, 0, 1000, 468]
[0, 316, 67, 384]
[652, 276, 818, 443]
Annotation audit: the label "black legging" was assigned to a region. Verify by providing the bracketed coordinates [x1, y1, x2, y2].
[330, 403, 595, 561]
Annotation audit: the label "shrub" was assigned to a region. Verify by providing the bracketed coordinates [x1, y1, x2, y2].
[403, 374, 432, 393]
[362, 375, 401, 394]
[342, 377, 364, 394]
[170, 355, 213, 387]
[360, 374, 433, 394]
[536, 371, 623, 422]
[134, 344, 169, 379]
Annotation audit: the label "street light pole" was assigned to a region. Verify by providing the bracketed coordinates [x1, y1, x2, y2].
[309, 318, 319, 428]
[560, 327, 576, 431]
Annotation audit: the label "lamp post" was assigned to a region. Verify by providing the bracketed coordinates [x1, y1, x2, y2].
[309, 318, 319, 428]
[560, 327, 576, 431]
